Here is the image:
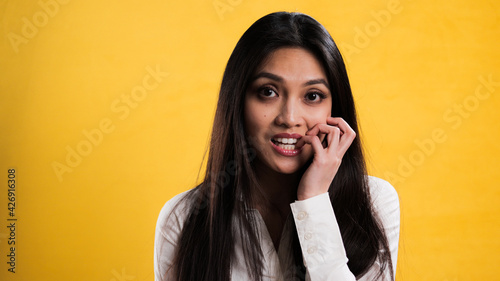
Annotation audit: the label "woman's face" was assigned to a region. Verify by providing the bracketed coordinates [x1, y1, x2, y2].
[244, 47, 332, 175]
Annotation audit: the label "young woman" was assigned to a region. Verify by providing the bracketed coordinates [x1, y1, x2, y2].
[155, 12, 400, 281]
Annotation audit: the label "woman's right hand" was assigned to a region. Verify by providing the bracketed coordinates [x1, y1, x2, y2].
[296, 117, 356, 201]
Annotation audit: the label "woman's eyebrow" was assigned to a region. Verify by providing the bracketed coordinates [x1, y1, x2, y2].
[252, 72, 283, 82]
[252, 72, 329, 88]
[304, 78, 329, 88]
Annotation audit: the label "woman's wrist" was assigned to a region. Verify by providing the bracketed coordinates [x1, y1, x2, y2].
[297, 191, 329, 201]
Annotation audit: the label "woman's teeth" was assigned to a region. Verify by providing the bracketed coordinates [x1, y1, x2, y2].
[273, 138, 298, 150]
[275, 138, 297, 144]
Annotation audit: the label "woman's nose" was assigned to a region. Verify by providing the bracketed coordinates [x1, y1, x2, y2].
[274, 99, 303, 128]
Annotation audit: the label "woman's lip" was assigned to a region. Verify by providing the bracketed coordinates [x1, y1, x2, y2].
[270, 140, 302, 157]
[272, 133, 303, 139]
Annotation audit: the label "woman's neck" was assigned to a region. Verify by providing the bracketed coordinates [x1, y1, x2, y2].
[251, 160, 303, 251]
[252, 160, 301, 216]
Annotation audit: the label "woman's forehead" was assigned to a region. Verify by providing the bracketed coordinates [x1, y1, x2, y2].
[252, 47, 328, 85]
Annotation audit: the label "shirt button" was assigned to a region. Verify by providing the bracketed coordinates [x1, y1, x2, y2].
[297, 211, 307, 220]
[307, 246, 317, 254]
[304, 232, 313, 240]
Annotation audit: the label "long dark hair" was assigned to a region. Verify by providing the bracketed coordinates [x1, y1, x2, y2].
[172, 12, 393, 281]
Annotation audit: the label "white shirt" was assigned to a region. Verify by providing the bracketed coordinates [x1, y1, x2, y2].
[154, 176, 400, 280]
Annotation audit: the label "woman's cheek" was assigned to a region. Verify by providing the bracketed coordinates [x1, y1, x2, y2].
[306, 114, 328, 128]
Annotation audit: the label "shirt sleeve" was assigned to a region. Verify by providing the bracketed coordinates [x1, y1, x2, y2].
[291, 193, 356, 280]
[154, 191, 191, 281]
[290, 177, 400, 281]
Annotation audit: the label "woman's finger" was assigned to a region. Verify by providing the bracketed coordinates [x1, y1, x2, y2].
[303, 119, 356, 157]
[327, 117, 356, 156]
[297, 135, 323, 153]
[309, 135, 324, 155]
[307, 123, 341, 151]
[327, 117, 355, 137]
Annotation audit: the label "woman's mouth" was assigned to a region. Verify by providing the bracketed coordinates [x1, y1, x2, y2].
[270, 133, 302, 156]
[271, 137, 298, 150]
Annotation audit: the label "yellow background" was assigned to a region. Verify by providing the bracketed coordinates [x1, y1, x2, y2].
[1, 0, 499, 280]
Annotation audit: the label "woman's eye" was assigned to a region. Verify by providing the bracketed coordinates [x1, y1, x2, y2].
[259, 87, 277, 98]
[305, 91, 325, 102]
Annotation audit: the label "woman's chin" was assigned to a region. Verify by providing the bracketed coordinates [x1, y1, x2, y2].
[253, 150, 312, 176]
[270, 160, 308, 175]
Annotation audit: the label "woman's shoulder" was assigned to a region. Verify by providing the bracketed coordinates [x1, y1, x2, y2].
[154, 189, 200, 280]
[366, 176, 399, 205]
[155, 189, 196, 236]
[365, 176, 400, 221]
